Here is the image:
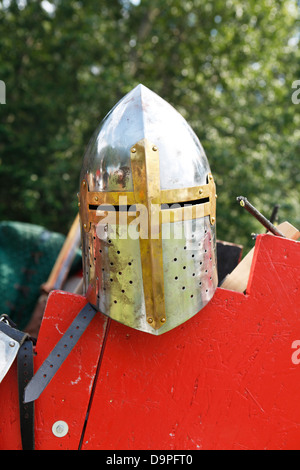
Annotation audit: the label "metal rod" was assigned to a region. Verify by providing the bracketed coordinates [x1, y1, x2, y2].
[236, 196, 286, 238]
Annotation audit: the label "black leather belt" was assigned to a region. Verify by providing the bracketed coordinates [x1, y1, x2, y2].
[0, 315, 35, 450]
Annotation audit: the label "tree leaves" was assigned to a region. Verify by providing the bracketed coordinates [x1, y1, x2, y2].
[0, 0, 299, 250]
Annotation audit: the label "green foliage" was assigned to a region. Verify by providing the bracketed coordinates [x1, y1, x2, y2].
[0, 0, 299, 251]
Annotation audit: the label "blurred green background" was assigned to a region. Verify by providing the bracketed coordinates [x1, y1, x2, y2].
[0, 0, 299, 251]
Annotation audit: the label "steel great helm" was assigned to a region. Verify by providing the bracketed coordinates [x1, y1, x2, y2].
[78, 84, 218, 335]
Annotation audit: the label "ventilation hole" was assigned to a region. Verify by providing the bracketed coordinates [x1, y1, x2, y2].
[210, 276, 212, 280]
[190, 294, 194, 298]
[175, 276, 178, 280]
[122, 289, 125, 293]
[182, 286, 185, 290]
[129, 280, 133, 284]
[57, 354, 61, 358]
[93, 236, 96, 240]
[110, 278, 113, 282]
[70, 335, 73, 339]
[183, 266, 186, 270]
[192, 273, 195, 276]
[114, 300, 117, 304]
[50, 364, 53, 368]
[110, 262, 114, 266]
[200, 261, 203, 265]
[205, 269, 208, 273]
[206, 289, 208, 293]
[199, 282, 202, 286]
[192, 254, 195, 258]
[99, 249, 102, 253]
[184, 246, 187, 250]
[108, 239, 112, 243]
[102, 268, 104, 272]
[117, 250, 120, 254]
[119, 272, 122, 275]
[43, 374, 47, 378]
[173, 258, 177, 262]
[204, 249, 207, 253]
[94, 257, 96, 261]
[128, 262, 132, 266]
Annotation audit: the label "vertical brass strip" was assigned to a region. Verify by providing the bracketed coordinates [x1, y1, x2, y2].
[130, 139, 166, 330]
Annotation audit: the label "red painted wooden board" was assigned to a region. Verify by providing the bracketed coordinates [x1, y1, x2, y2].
[0, 291, 108, 450]
[81, 234, 300, 450]
[0, 234, 300, 450]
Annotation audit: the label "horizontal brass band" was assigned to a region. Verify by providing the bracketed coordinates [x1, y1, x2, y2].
[154, 177, 214, 205]
[79, 166, 216, 232]
[80, 192, 216, 229]
[85, 181, 213, 206]
[86, 201, 211, 226]
[87, 190, 136, 206]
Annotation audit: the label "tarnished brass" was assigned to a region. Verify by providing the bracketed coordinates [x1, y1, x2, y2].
[79, 139, 216, 330]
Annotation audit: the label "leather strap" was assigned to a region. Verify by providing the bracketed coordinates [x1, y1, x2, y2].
[0, 316, 30, 346]
[24, 303, 97, 403]
[18, 340, 35, 450]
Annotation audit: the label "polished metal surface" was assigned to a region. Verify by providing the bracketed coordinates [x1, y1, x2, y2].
[80, 84, 218, 335]
[80, 84, 210, 192]
[0, 330, 20, 383]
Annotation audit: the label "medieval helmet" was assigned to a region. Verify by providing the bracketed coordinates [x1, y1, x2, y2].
[79, 84, 217, 335]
